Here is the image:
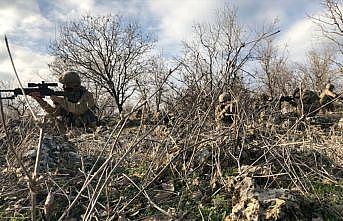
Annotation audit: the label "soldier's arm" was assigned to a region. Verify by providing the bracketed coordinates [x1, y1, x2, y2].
[326, 90, 337, 98]
[29, 92, 57, 114]
[292, 88, 300, 99]
[220, 104, 233, 116]
[50, 95, 64, 104]
[215, 105, 224, 121]
[215, 106, 229, 125]
[84, 91, 96, 107]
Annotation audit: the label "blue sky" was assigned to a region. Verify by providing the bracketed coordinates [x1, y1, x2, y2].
[0, 0, 326, 84]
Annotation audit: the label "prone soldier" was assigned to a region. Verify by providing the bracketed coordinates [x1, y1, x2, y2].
[29, 71, 98, 133]
[284, 87, 321, 117]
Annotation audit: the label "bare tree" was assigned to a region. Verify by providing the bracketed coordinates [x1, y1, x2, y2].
[312, 0, 343, 58]
[178, 5, 280, 100]
[255, 39, 297, 97]
[147, 56, 178, 112]
[297, 48, 338, 91]
[49, 14, 155, 114]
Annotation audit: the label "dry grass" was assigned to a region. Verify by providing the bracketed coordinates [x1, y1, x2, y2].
[0, 100, 342, 220]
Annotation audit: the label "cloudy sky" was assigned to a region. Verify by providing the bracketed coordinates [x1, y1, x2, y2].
[0, 0, 325, 85]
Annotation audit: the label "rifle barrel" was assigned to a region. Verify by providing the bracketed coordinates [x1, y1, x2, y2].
[54, 91, 65, 96]
[1, 85, 65, 98]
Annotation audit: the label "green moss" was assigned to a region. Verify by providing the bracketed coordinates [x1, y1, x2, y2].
[126, 166, 147, 177]
[291, 182, 343, 220]
[311, 180, 343, 204]
[197, 193, 231, 220]
[222, 167, 238, 177]
[0, 211, 30, 221]
[200, 204, 231, 221]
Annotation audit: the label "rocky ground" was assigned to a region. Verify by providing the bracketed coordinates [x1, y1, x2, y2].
[0, 112, 343, 220]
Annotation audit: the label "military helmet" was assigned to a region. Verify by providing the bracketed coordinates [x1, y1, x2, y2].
[59, 71, 81, 87]
[219, 92, 231, 103]
[325, 83, 334, 90]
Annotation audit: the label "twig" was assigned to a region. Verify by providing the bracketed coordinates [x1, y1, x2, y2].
[4, 35, 37, 121]
[122, 173, 171, 217]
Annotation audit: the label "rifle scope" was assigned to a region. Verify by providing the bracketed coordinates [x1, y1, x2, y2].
[28, 81, 58, 87]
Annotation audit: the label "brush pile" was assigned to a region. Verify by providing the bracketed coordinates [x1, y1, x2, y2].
[0, 106, 342, 220]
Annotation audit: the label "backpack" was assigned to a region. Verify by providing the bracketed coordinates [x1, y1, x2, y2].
[299, 90, 320, 116]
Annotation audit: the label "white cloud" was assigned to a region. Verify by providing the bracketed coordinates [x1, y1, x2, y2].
[0, 7, 19, 34]
[64, 0, 94, 12]
[0, 1, 52, 40]
[0, 0, 55, 84]
[0, 44, 54, 86]
[276, 16, 329, 63]
[46, 0, 95, 21]
[147, 0, 224, 55]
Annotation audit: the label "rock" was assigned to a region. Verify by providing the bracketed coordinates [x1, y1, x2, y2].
[191, 191, 202, 200]
[227, 165, 312, 221]
[18, 135, 81, 175]
[67, 151, 81, 161]
[154, 191, 174, 201]
[162, 181, 175, 192]
[311, 217, 324, 221]
[23, 149, 37, 159]
[195, 147, 210, 164]
[142, 215, 171, 221]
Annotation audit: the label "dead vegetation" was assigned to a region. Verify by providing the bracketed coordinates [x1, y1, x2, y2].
[0, 92, 343, 220]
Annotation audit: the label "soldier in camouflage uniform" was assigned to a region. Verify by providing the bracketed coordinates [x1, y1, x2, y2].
[30, 71, 98, 131]
[215, 92, 237, 129]
[319, 83, 339, 113]
[291, 87, 321, 117]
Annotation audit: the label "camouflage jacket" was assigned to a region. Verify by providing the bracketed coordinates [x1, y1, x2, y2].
[297, 90, 321, 116]
[36, 86, 98, 127]
[215, 101, 236, 127]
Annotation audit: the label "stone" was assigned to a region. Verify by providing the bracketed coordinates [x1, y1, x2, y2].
[227, 165, 312, 221]
[18, 135, 81, 175]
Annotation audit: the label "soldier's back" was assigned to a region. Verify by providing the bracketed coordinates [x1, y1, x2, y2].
[300, 90, 320, 116]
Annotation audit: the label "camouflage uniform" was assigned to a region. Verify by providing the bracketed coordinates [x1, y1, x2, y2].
[292, 88, 321, 117]
[33, 71, 98, 132]
[255, 93, 272, 124]
[215, 92, 236, 129]
[320, 83, 337, 113]
[53, 88, 97, 127]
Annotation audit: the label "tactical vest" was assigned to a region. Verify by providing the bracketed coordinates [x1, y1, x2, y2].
[58, 86, 98, 127]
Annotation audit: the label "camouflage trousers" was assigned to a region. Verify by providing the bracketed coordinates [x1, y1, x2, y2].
[216, 124, 240, 142]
